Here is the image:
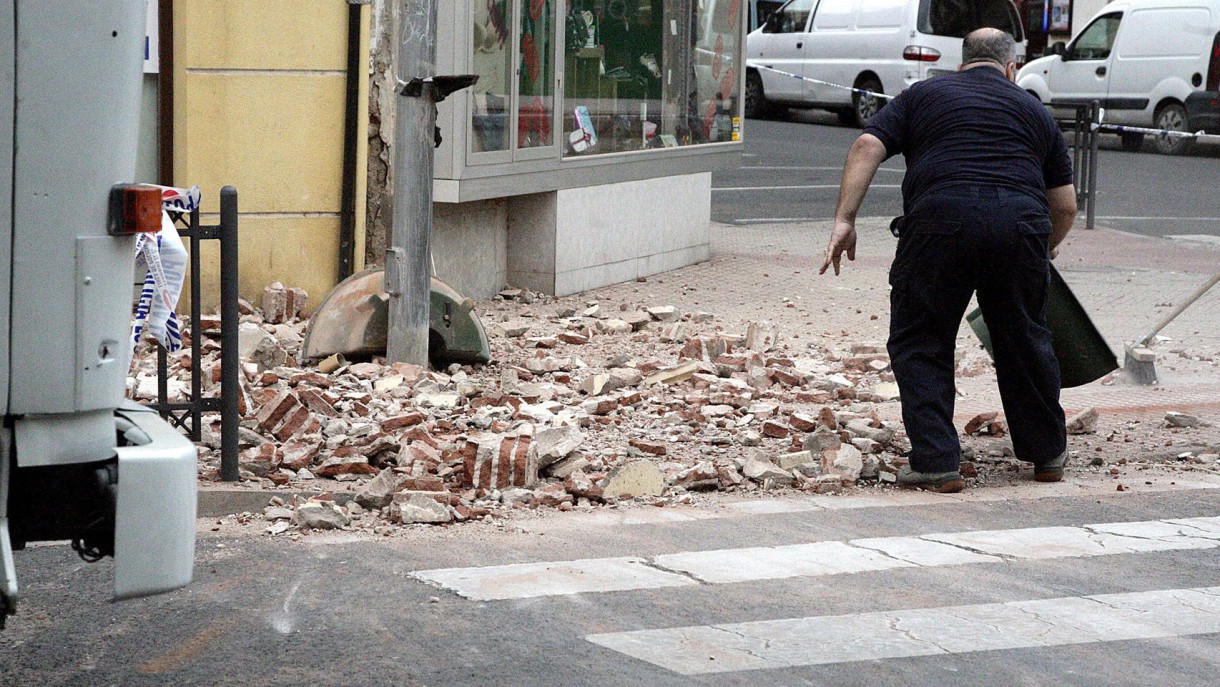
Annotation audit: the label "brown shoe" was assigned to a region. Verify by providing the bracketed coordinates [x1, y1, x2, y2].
[896, 466, 965, 493]
[1034, 450, 1068, 483]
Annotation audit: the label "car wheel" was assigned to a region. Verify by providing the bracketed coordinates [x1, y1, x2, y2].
[1120, 132, 1144, 152]
[1153, 103, 1194, 155]
[852, 76, 884, 128]
[745, 71, 770, 119]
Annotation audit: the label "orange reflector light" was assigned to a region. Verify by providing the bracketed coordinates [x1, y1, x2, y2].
[108, 184, 162, 235]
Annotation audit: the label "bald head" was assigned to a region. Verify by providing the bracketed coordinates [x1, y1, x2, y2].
[962, 28, 1016, 68]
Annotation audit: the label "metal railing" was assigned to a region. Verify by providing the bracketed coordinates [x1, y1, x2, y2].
[148, 186, 241, 481]
[1058, 101, 1102, 231]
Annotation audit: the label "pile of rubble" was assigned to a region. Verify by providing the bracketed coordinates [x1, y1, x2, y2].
[129, 283, 1218, 534]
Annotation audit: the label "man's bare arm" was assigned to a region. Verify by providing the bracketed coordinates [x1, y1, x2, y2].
[821, 133, 889, 275]
[1046, 183, 1077, 255]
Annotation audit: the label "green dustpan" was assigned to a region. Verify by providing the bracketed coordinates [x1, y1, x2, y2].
[966, 264, 1118, 388]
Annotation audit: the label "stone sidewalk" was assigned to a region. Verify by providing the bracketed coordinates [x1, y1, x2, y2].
[193, 218, 1220, 517]
[595, 218, 1220, 423]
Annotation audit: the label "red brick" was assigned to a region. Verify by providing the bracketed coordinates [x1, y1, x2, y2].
[402, 475, 445, 491]
[289, 371, 333, 388]
[789, 412, 818, 432]
[382, 412, 426, 432]
[297, 387, 339, 418]
[257, 390, 300, 431]
[272, 405, 314, 441]
[761, 420, 790, 439]
[629, 438, 667, 456]
[463, 431, 537, 490]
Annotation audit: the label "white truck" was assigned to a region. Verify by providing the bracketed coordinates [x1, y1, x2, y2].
[0, 1, 198, 627]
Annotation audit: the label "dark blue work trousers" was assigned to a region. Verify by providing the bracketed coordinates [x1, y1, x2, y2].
[888, 186, 1067, 474]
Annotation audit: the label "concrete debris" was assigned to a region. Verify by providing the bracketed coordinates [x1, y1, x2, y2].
[647, 306, 679, 322]
[643, 362, 701, 386]
[139, 278, 1210, 536]
[263, 282, 308, 324]
[492, 321, 532, 338]
[964, 412, 1006, 436]
[745, 320, 778, 353]
[742, 451, 796, 486]
[596, 319, 633, 335]
[824, 444, 864, 483]
[1066, 407, 1099, 435]
[1165, 411, 1201, 428]
[392, 492, 454, 524]
[355, 467, 403, 509]
[601, 461, 665, 499]
[293, 500, 350, 529]
[671, 461, 719, 489]
[533, 425, 584, 467]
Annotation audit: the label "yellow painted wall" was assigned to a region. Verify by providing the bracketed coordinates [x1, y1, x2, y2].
[174, 0, 369, 313]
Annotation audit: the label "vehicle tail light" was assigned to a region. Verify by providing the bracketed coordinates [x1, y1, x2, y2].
[903, 46, 941, 62]
[108, 184, 162, 236]
[1207, 31, 1220, 91]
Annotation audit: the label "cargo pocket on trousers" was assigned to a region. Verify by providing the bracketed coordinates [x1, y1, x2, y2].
[1017, 219, 1053, 265]
[889, 219, 961, 289]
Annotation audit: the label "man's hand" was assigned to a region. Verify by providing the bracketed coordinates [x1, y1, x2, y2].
[823, 134, 886, 276]
[820, 219, 857, 275]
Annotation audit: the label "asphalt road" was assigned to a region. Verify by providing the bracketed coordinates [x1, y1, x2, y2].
[716, 110, 1220, 240]
[2, 484, 1219, 686]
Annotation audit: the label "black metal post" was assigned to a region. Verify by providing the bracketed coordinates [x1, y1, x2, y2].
[188, 207, 203, 440]
[219, 187, 240, 482]
[338, 0, 363, 280]
[1071, 107, 1084, 197]
[1087, 101, 1101, 230]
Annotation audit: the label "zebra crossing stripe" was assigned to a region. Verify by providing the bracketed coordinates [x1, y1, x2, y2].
[411, 516, 1220, 600]
[585, 586, 1220, 675]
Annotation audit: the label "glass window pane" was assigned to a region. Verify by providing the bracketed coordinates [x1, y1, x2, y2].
[769, 0, 814, 34]
[471, 0, 513, 153]
[919, 0, 1024, 40]
[519, 0, 555, 148]
[562, 0, 742, 158]
[1070, 15, 1122, 60]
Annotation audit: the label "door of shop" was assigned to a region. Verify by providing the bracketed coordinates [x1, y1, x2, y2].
[468, 0, 560, 163]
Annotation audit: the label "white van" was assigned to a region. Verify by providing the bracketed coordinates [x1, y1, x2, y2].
[745, 0, 1026, 126]
[1017, 0, 1220, 154]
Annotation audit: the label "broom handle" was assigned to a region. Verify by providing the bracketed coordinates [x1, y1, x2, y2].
[1134, 272, 1220, 348]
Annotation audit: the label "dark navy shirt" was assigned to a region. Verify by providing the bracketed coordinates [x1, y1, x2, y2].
[863, 67, 1073, 213]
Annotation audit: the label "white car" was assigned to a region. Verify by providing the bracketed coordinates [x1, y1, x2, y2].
[1018, 0, 1220, 154]
[745, 0, 1026, 126]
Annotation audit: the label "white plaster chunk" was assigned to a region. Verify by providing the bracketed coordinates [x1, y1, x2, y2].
[411, 557, 696, 601]
[849, 536, 1003, 566]
[654, 541, 912, 585]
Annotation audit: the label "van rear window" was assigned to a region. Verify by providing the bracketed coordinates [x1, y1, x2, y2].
[918, 0, 1024, 41]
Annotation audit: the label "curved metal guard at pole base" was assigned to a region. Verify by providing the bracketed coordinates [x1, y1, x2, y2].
[302, 267, 490, 367]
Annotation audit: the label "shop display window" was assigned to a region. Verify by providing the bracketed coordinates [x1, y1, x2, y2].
[562, 0, 742, 156]
[471, 0, 559, 159]
[471, 1, 514, 153]
[468, 0, 742, 163]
